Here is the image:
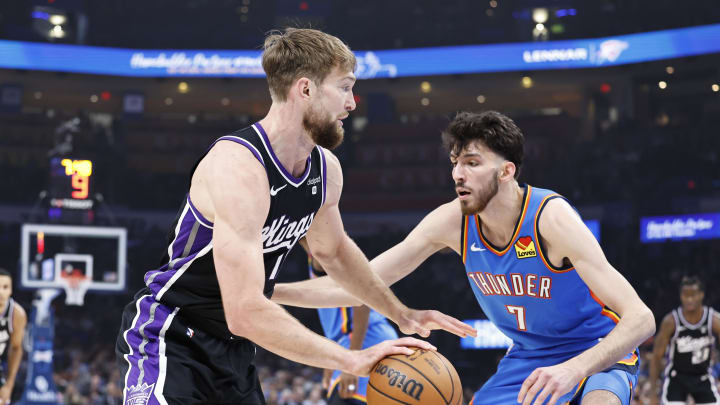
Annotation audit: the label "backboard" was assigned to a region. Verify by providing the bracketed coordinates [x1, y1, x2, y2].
[20, 223, 127, 292]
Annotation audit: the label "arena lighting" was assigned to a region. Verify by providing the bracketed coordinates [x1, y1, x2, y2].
[532, 8, 548, 24]
[600, 83, 611, 93]
[658, 81, 667, 89]
[665, 66, 674, 74]
[555, 9, 577, 18]
[476, 95, 486, 103]
[420, 81, 432, 93]
[178, 82, 189, 93]
[164, 97, 173, 105]
[49, 25, 65, 39]
[420, 97, 430, 106]
[48, 14, 66, 25]
[89, 95, 98, 103]
[521, 76, 533, 88]
[712, 84, 719, 92]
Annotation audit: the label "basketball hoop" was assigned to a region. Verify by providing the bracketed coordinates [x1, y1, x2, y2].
[59, 273, 90, 306]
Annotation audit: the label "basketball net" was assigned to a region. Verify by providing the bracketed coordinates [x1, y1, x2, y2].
[59, 274, 90, 306]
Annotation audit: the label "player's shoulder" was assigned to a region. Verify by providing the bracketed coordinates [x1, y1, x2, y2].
[659, 311, 676, 332]
[416, 199, 463, 243]
[201, 137, 268, 184]
[435, 199, 463, 220]
[11, 300, 27, 324]
[318, 147, 341, 175]
[539, 195, 575, 218]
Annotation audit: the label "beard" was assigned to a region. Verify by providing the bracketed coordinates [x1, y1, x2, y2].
[458, 174, 499, 215]
[302, 104, 344, 150]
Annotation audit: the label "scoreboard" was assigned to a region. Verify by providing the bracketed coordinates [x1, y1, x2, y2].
[48, 157, 94, 210]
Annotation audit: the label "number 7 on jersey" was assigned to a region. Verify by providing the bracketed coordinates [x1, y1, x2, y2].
[506, 305, 527, 331]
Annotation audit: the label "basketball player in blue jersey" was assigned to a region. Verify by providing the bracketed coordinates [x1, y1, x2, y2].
[649, 276, 720, 405]
[0, 269, 27, 405]
[298, 238, 398, 405]
[273, 110, 656, 405]
[116, 28, 474, 405]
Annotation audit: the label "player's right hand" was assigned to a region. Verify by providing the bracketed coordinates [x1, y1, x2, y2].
[397, 308, 478, 338]
[348, 337, 436, 377]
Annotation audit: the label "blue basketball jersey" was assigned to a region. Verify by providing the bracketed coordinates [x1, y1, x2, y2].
[308, 259, 392, 343]
[462, 185, 621, 357]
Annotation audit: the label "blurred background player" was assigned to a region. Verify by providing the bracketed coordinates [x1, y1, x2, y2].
[649, 276, 720, 405]
[298, 238, 398, 405]
[0, 269, 27, 405]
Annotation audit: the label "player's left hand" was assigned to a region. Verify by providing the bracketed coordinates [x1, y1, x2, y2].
[517, 362, 584, 405]
[338, 372, 359, 399]
[398, 309, 478, 338]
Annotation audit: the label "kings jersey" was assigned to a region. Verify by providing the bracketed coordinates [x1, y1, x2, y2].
[143, 123, 328, 339]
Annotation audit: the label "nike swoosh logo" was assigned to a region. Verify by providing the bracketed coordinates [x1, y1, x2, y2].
[269, 184, 287, 196]
[470, 243, 486, 252]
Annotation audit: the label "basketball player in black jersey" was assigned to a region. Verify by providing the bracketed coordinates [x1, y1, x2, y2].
[0, 269, 27, 405]
[650, 276, 720, 405]
[116, 28, 475, 405]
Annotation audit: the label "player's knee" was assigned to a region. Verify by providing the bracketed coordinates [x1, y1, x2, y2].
[581, 389, 622, 405]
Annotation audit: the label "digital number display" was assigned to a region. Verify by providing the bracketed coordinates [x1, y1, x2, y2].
[49, 158, 94, 210]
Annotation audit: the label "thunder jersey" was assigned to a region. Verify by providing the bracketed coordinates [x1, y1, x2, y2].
[665, 306, 716, 376]
[462, 185, 620, 356]
[143, 123, 328, 339]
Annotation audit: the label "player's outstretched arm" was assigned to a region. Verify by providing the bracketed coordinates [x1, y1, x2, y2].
[0, 302, 27, 404]
[648, 314, 674, 405]
[273, 199, 462, 308]
[518, 198, 655, 405]
[300, 153, 474, 338]
[193, 143, 434, 374]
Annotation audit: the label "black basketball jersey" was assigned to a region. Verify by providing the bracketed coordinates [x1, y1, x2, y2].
[0, 298, 16, 362]
[143, 123, 327, 339]
[665, 306, 716, 376]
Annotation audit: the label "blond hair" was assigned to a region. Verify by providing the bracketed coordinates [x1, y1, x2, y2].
[262, 28, 356, 102]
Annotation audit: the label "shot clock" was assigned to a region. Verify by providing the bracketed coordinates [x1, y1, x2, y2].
[48, 157, 94, 210]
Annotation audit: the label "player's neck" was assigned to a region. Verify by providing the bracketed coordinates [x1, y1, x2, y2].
[259, 104, 315, 178]
[682, 306, 704, 323]
[478, 182, 524, 246]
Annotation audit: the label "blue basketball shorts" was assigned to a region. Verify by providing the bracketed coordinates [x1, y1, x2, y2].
[470, 350, 639, 405]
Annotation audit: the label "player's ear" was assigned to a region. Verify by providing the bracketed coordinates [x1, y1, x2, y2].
[293, 77, 313, 100]
[499, 161, 516, 182]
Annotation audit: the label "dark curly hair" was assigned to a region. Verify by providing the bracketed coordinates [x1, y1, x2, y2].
[441, 111, 524, 179]
[680, 275, 704, 292]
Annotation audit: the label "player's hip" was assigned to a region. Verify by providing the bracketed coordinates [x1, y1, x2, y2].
[116, 298, 262, 404]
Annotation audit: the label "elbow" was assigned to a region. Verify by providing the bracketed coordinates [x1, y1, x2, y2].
[640, 306, 656, 337]
[225, 298, 264, 338]
[226, 316, 252, 338]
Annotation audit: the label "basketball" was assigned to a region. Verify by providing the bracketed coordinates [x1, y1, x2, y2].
[367, 349, 462, 405]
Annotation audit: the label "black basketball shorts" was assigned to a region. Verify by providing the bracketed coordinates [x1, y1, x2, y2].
[116, 291, 266, 405]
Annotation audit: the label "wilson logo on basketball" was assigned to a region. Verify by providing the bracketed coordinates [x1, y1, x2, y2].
[514, 236, 537, 259]
[371, 363, 425, 400]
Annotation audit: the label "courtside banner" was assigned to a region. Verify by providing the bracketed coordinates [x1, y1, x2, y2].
[640, 213, 720, 243]
[1, 24, 719, 78]
[460, 319, 512, 350]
